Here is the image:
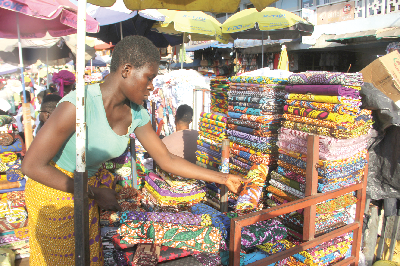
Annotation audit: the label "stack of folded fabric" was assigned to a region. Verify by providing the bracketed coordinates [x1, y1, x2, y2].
[210, 77, 230, 115]
[227, 76, 287, 177]
[265, 71, 371, 242]
[141, 171, 206, 213]
[196, 112, 227, 172]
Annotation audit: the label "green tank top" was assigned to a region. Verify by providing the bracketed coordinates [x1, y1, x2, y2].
[53, 83, 150, 176]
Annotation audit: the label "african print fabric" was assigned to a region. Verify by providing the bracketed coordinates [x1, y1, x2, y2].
[230, 76, 288, 85]
[236, 164, 268, 210]
[286, 99, 361, 116]
[118, 220, 221, 253]
[286, 93, 361, 107]
[241, 219, 287, 249]
[284, 105, 356, 123]
[285, 84, 360, 97]
[288, 71, 363, 86]
[25, 163, 112, 265]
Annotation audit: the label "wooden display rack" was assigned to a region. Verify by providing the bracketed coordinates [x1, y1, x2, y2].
[228, 134, 369, 266]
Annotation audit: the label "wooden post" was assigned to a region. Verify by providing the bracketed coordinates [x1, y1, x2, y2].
[220, 139, 230, 213]
[303, 134, 319, 241]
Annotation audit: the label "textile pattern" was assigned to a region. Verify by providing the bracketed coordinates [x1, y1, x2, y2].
[229, 101, 284, 111]
[144, 182, 204, 206]
[131, 243, 160, 266]
[198, 128, 227, 138]
[230, 157, 253, 170]
[145, 173, 204, 197]
[191, 203, 231, 240]
[228, 136, 278, 153]
[284, 105, 355, 123]
[159, 246, 199, 262]
[199, 117, 226, 127]
[229, 163, 249, 176]
[196, 157, 219, 169]
[287, 71, 363, 86]
[316, 193, 357, 214]
[266, 186, 299, 202]
[228, 118, 281, 130]
[228, 95, 285, 104]
[269, 179, 305, 199]
[276, 166, 306, 184]
[283, 113, 372, 130]
[195, 151, 221, 164]
[286, 100, 360, 116]
[228, 112, 282, 124]
[25, 163, 113, 265]
[279, 127, 371, 148]
[286, 93, 361, 107]
[282, 120, 372, 139]
[196, 145, 221, 159]
[228, 105, 281, 116]
[198, 131, 225, 142]
[270, 171, 305, 192]
[120, 211, 211, 227]
[192, 252, 221, 266]
[197, 135, 222, 148]
[230, 76, 288, 84]
[118, 220, 221, 253]
[230, 147, 276, 164]
[241, 219, 287, 249]
[285, 84, 360, 97]
[227, 129, 278, 143]
[200, 112, 227, 123]
[196, 141, 221, 153]
[198, 123, 225, 133]
[227, 123, 278, 137]
[236, 164, 269, 210]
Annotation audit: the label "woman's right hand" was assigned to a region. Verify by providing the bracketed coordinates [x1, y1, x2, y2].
[91, 187, 122, 212]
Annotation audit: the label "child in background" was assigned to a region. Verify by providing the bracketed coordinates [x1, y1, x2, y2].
[35, 94, 62, 134]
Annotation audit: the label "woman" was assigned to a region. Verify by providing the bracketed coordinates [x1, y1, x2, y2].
[22, 36, 247, 265]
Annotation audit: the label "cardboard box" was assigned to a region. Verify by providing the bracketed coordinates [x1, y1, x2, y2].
[361, 51, 400, 106]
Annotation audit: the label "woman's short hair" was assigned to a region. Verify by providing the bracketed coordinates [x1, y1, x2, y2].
[110, 36, 160, 73]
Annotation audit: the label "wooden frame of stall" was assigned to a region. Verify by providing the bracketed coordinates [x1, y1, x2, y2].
[228, 134, 368, 266]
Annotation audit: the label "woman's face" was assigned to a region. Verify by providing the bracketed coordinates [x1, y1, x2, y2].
[122, 62, 158, 105]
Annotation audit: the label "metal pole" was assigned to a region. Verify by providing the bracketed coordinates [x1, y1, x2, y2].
[16, 13, 33, 149]
[220, 139, 230, 213]
[261, 31, 264, 68]
[46, 48, 49, 91]
[181, 33, 186, 69]
[120, 22, 123, 40]
[130, 137, 138, 189]
[75, 0, 89, 265]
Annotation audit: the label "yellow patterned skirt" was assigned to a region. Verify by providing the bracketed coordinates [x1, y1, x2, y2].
[25, 163, 115, 266]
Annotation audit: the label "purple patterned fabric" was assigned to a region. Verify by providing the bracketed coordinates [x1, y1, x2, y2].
[119, 211, 205, 225]
[145, 173, 205, 197]
[285, 85, 360, 98]
[241, 219, 287, 249]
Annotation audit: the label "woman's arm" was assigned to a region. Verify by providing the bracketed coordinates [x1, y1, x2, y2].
[21, 101, 121, 211]
[134, 122, 247, 193]
[21, 101, 76, 193]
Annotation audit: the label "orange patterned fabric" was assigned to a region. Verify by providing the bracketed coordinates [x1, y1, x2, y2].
[25, 163, 115, 265]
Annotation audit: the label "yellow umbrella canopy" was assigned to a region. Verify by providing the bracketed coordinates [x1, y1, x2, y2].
[88, 0, 278, 13]
[221, 7, 314, 40]
[152, 9, 232, 44]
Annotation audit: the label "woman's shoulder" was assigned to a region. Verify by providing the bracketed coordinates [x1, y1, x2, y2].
[58, 83, 101, 107]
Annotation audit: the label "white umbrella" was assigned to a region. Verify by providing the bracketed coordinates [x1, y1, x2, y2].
[0, 63, 19, 75]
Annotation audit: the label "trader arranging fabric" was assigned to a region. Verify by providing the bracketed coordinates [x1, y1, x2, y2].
[21, 36, 248, 265]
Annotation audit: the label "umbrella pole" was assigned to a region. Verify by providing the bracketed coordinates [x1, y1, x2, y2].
[120, 22, 124, 40]
[181, 33, 186, 69]
[46, 48, 49, 91]
[75, 0, 89, 265]
[16, 13, 33, 149]
[261, 31, 264, 69]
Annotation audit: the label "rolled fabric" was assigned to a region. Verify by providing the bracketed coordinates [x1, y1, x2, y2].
[229, 105, 278, 116]
[199, 117, 226, 127]
[198, 123, 225, 133]
[236, 164, 269, 210]
[284, 105, 355, 123]
[0, 179, 25, 191]
[228, 136, 278, 153]
[276, 166, 306, 184]
[229, 101, 284, 109]
[228, 118, 281, 131]
[230, 156, 252, 170]
[228, 95, 285, 104]
[197, 135, 222, 148]
[0, 138, 22, 153]
[118, 220, 221, 253]
[195, 151, 221, 164]
[285, 84, 360, 98]
[230, 75, 288, 84]
[145, 173, 204, 197]
[288, 71, 363, 86]
[227, 129, 278, 143]
[230, 147, 275, 164]
[228, 112, 282, 124]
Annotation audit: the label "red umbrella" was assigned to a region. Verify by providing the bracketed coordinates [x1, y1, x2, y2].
[0, 0, 99, 38]
[0, 0, 99, 148]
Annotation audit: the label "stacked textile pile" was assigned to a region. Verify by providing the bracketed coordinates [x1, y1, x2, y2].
[210, 77, 230, 115]
[141, 169, 206, 213]
[227, 76, 287, 177]
[196, 112, 227, 172]
[265, 71, 371, 248]
[0, 117, 29, 260]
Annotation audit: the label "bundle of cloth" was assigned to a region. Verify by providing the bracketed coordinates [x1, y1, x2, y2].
[265, 71, 371, 243]
[210, 77, 230, 115]
[141, 169, 206, 213]
[226, 75, 287, 177]
[196, 112, 227, 172]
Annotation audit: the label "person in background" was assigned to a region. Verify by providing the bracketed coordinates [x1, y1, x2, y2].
[162, 104, 198, 164]
[0, 78, 14, 115]
[52, 70, 76, 97]
[35, 94, 62, 135]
